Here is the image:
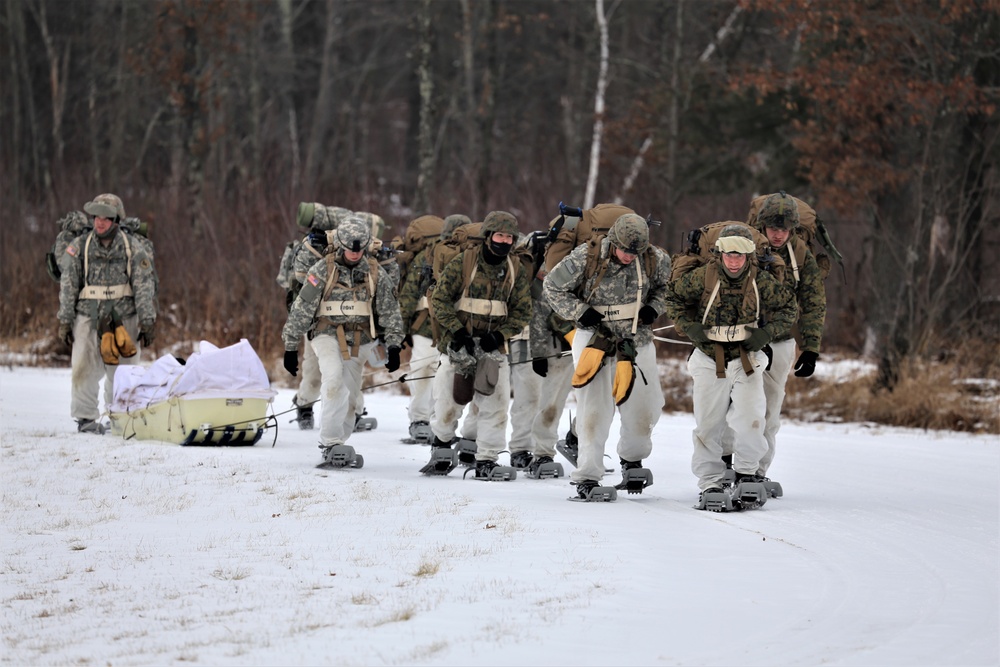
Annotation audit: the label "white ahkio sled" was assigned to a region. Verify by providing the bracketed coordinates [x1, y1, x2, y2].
[108, 339, 276, 446]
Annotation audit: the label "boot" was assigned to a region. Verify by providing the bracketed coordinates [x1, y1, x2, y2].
[509, 450, 533, 469]
[77, 418, 106, 435]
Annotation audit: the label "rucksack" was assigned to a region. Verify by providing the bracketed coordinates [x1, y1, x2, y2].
[47, 212, 156, 289]
[543, 203, 635, 272]
[746, 193, 843, 280]
[431, 222, 483, 282]
[391, 214, 445, 284]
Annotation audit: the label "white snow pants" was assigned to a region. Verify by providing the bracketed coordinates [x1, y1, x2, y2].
[508, 341, 574, 458]
[688, 348, 768, 490]
[570, 330, 663, 484]
[720, 337, 795, 475]
[310, 335, 373, 447]
[293, 335, 321, 407]
[406, 334, 438, 423]
[431, 354, 508, 461]
[70, 313, 141, 422]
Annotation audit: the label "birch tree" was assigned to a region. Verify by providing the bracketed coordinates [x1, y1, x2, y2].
[583, 0, 610, 209]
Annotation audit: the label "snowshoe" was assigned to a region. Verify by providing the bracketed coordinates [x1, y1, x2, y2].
[354, 410, 377, 432]
[695, 487, 735, 512]
[402, 420, 433, 445]
[556, 417, 579, 466]
[455, 438, 477, 467]
[76, 418, 106, 435]
[731, 473, 769, 510]
[614, 460, 653, 495]
[464, 459, 517, 481]
[525, 455, 564, 480]
[761, 477, 783, 498]
[316, 444, 364, 470]
[568, 480, 616, 502]
[419, 446, 459, 476]
[509, 450, 533, 469]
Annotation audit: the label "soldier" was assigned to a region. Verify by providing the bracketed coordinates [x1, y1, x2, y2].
[663, 224, 796, 510]
[397, 214, 472, 443]
[721, 193, 827, 483]
[57, 194, 157, 434]
[423, 210, 532, 480]
[282, 217, 404, 468]
[543, 214, 671, 500]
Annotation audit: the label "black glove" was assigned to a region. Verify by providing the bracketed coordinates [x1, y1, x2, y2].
[307, 231, 328, 250]
[686, 323, 709, 345]
[386, 346, 401, 372]
[744, 327, 771, 352]
[532, 357, 549, 377]
[138, 321, 155, 347]
[479, 331, 504, 353]
[402, 334, 414, 349]
[762, 344, 773, 371]
[58, 321, 74, 347]
[794, 350, 818, 378]
[578, 307, 605, 328]
[638, 305, 658, 325]
[283, 349, 299, 376]
[450, 329, 475, 355]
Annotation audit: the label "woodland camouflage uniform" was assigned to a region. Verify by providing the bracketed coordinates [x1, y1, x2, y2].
[543, 214, 672, 487]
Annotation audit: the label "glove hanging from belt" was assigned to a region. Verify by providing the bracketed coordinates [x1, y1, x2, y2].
[571, 332, 615, 389]
[99, 314, 120, 365]
[612, 339, 637, 406]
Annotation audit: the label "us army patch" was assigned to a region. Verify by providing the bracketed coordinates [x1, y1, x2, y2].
[307, 274, 320, 287]
[66, 246, 77, 257]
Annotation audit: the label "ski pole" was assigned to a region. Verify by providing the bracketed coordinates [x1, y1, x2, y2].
[652, 324, 676, 332]
[362, 373, 437, 391]
[654, 335, 692, 345]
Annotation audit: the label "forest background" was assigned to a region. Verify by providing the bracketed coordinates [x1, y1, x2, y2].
[1, 0, 997, 431]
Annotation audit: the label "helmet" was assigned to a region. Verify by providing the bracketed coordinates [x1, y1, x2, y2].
[442, 214, 472, 241]
[482, 210, 519, 237]
[83, 194, 125, 222]
[757, 192, 800, 230]
[714, 224, 756, 255]
[607, 214, 649, 255]
[334, 216, 373, 255]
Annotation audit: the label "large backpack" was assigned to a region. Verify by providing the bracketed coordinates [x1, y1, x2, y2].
[47, 212, 156, 291]
[543, 203, 635, 272]
[431, 222, 483, 282]
[746, 193, 842, 280]
[391, 214, 445, 284]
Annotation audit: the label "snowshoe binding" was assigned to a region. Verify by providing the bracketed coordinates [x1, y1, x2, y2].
[464, 459, 517, 481]
[720, 468, 736, 488]
[731, 473, 769, 510]
[525, 455, 564, 480]
[509, 450, 533, 469]
[403, 420, 433, 445]
[568, 479, 617, 502]
[555, 423, 579, 467]
[419, 441, 459, 476]
[695, 487, 735, 512]
[455, 438, 478, 466]
[316, 443, 364, 470]
[614, 460, 653, 495]
[354, 410, 377, 432]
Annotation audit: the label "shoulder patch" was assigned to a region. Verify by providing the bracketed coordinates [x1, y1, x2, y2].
[66, 246, 77, 257]
[307, 273, 321, 288]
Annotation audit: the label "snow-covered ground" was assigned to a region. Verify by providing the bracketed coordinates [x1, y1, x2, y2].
[2, 364, 997, 666]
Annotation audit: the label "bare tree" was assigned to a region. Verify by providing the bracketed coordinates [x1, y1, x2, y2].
[583, 0, 610, 209]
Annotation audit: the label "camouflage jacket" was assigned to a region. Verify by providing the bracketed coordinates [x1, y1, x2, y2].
[664, 261, 796, 363]
[529, 294, 574, 359]
[397, 246, 435, 338]
[772, 238, 826, 353]
[282, 255, 404, 350]
[430, 245, 532, 349]
[543, 238, 672, 348]
[58, 230, 157, 328]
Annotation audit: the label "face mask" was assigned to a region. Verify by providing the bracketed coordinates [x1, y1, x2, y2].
[488, 240, 513, 257]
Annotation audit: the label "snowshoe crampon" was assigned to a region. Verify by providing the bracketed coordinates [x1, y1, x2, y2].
[465, 461, 517, 481]
[568, 481, 617, 502]
[316, 444, 364, 470]
[695, 488, 735, 512]
[525, 456, 564, 480]
[419, 448, 458, 476]
[615, 467, 653, 495]
[455, 438, 477, 466]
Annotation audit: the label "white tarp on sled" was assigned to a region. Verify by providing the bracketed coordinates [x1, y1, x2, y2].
[109, 339, 276, 444]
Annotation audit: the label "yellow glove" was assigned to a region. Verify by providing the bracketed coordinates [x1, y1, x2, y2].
[612, 360, 635, 406]
[100, 331, 120, 365]
[114, 322, 137, 358]
[563, 329, 576, 347]
[572, 345, 607, 388]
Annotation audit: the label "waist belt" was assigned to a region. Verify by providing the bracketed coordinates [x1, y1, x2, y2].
[705, 324, 752, 342]
[594, 302, 639, 321]
[319, 300, 372, 317]
[509, 324, 530, 342]
[79, 284, 133, 300]
[456, 297, 508, 317]
[416, 295, 429, 311]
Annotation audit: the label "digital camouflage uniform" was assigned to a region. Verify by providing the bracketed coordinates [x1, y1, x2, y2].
[721, 193, 827, 476]
[543, 215, 672, 486]
[663, 225, 797, 492]
[58, 194, 157, 429]
[429, 211, 531, 464]
[282, 217, 404, 450]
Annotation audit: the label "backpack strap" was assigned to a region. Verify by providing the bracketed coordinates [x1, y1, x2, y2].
[79, 230, 135, 300]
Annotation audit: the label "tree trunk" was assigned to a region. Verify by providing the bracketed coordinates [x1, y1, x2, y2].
[303, 0, 338, 194]
[460, 0, 479, 216]
[583, 0, 609, 210]
[413, 0, 435, 214]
